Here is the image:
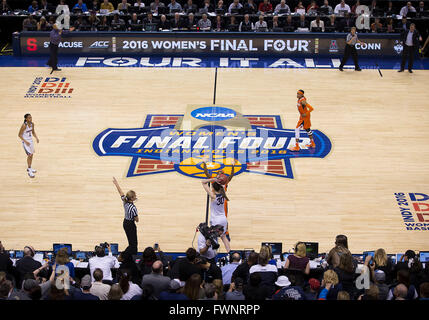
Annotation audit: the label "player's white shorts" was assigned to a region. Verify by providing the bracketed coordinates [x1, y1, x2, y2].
[22, 140, 35, 155]
[210, 216, 228, 236]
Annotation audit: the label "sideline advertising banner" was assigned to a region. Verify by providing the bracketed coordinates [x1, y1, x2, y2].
[16, 32, 401, 57]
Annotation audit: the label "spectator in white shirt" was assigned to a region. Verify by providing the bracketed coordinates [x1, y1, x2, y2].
[88, 245, 119, 283]
[254, 15, 268, 31]
[274, 0, 290, 14]
[310, 16, 325, 31]
[89, 268, 111, 300]
[228, 0, 243, 13]
[134, 0, 145, 7]
[334, 0, 351, 14]
[400, 2, 416, 17]
[119, 271, 143, 300]
[221, 253, 241, 285]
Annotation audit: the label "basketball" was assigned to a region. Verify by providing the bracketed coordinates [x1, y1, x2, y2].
[217, 173, 228, 185]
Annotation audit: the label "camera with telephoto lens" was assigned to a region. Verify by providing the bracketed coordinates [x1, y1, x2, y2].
[198, 223, 221, 250]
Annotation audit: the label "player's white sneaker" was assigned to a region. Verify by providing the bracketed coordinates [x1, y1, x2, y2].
[27, 168, 35, 178]
[29, 168, 37, 173]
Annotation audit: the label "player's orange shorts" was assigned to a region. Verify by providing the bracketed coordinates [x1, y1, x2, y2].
[296, 117, 311, 130]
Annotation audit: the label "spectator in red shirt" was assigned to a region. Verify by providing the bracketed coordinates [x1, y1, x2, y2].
[258, 0, 272, 13]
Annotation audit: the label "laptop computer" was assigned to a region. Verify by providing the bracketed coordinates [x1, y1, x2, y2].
[419, 251, 429, 263]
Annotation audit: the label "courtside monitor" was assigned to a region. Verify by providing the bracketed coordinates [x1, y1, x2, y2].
[363, 250, 375, 262]
[304, 242, 319, 259]
[262, 242, 282, 256]
[53, 243, 72, 255]
[420, 251, 429, 263]
[104, 243, 119, 255]
[396, 253, 403, 262]
[74, 251, 87, 260]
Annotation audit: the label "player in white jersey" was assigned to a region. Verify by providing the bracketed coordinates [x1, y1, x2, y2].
[18, 114, 39, 178]
[202, 178, 231, 253]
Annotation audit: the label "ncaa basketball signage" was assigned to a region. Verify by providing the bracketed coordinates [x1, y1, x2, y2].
[15, 32, 400, 57]
[191, 107, 237, 121]
[24, 77, 74, 98]
[395, 193, 429, 231]
[92, 105, 331, 179]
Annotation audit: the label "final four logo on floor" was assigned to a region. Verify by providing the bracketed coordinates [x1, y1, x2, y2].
[92, 105, 332, 179]
[394, 193, 429, 231]
[24, 77, 74, 98]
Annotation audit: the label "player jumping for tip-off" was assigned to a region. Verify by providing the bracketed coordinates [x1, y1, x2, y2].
[288, 89, 315, 151]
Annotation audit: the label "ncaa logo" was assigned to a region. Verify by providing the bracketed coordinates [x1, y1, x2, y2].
[191, 106, 237, 121]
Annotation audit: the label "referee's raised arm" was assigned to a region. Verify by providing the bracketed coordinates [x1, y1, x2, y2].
[112, 177, 125, 197]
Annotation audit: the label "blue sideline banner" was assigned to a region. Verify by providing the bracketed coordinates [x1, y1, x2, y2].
[14, 31, 402, 57]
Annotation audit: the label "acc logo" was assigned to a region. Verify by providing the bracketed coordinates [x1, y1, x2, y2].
[92, 105, 332, 179]
[191, 106, 236, 121]
[90, 41, 110, 49]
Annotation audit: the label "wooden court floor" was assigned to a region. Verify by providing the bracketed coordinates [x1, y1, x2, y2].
[0, 67, 428, 254]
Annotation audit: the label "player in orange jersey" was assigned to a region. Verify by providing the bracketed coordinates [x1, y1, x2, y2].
[288, 89, 315, 151]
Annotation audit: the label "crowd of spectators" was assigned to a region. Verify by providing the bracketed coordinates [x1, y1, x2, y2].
[1, 236, 429, 300]
[2, 0, 427, 33]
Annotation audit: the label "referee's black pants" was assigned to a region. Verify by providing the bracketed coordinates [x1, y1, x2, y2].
[400, 45, 415, 71]
[47, 43, 59, 69]
[123, 219, 138, 255]
[339, 44, 360, 69]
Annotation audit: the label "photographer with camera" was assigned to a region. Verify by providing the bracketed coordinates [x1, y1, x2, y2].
[197, 223, 224, 264]
[89, 243, 119, 284]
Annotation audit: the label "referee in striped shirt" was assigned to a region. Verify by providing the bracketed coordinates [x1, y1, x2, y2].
[113, 177, 139, 255]
[339, 27, 363, 72]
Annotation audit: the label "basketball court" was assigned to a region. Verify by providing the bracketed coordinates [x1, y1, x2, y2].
[1, 65, 428, 254]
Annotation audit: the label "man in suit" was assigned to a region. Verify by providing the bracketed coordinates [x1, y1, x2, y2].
[170, 12, 183, 29]
[397, 16, 410, 32]
[158, 14, 171, 30]
[399, 23, 422, 73]
[141, 261, 171, 298]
